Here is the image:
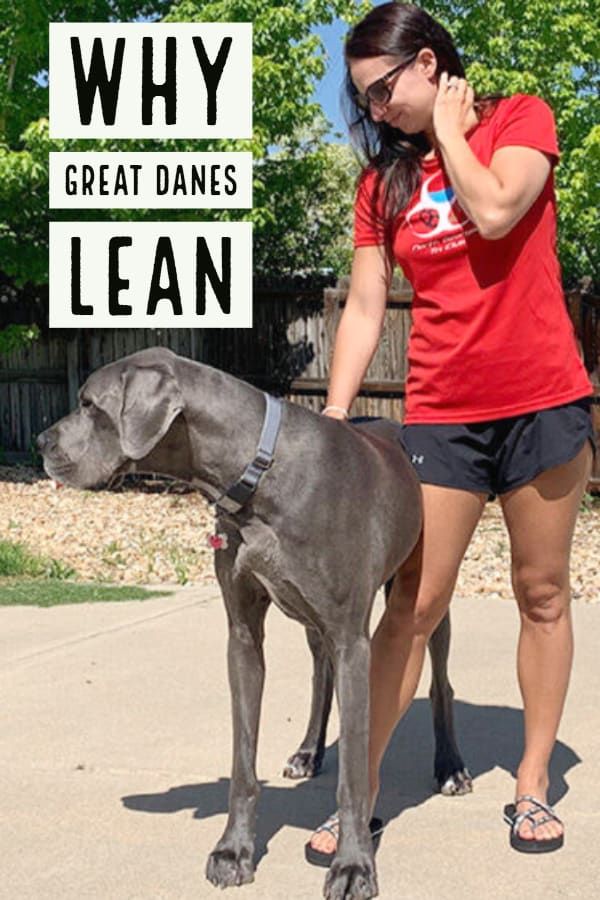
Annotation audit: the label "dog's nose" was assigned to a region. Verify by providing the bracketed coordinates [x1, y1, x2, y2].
[37, 430, 52, 453]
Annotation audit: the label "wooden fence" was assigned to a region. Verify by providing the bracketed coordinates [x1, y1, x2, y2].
[286, 275, 412, 420]
[0, 286, 326, 455]
[1, 278, 598, 490]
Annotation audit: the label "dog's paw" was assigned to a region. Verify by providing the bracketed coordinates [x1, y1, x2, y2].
[436, 765, 473, 796]
[324, 859, 378, 900]
[205, 846, 254, 888]
[283, 748, 323, 779]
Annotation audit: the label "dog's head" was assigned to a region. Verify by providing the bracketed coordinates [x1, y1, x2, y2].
[37, 347, 185, 489]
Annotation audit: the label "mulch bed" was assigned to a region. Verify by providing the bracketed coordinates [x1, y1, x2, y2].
[1, 465, 598, 600]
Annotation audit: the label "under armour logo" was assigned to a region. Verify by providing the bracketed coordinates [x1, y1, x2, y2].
[411, 454, 425, 465]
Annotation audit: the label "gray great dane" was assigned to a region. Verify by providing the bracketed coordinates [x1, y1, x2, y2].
[37, 347, 471, 900]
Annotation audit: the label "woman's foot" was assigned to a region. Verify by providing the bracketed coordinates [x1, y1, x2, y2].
[305, 812, 384, 867]
[308, 811, 339, 857]
[512, 772, 563, 844]
[308, 785, 379, 858]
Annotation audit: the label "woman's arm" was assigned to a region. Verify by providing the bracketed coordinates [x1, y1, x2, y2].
[434, 74, 552, 240]
[439, 140, 551, 240]
[324, 244, 391, 419]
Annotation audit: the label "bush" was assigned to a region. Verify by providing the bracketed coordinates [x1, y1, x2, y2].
[0, 539, 75, 579]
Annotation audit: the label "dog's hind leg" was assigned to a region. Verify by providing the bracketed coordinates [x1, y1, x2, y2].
[427, 611, 473, 795]
[283, 626, 333, 779]
[380, 577, 472, 796]
[206, 568, 270, 889]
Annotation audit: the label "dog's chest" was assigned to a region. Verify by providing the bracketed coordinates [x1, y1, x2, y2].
[233, 519, 317, 627]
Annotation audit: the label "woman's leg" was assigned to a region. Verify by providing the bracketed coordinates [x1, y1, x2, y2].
[309, 483, 488, 853]
[499, 441, 593, 843]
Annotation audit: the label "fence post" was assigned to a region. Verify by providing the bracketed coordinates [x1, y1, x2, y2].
[66, 338, 80, 411]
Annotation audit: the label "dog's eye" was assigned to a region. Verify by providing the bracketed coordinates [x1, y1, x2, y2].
[80, 398, 93, 409]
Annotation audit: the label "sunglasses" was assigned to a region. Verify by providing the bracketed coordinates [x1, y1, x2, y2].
[353, 59, 413, 111]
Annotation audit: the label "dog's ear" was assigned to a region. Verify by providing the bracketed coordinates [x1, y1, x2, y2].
[118, 364, 185, 459]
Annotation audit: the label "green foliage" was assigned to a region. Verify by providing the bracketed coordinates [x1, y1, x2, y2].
[28, 432, 43, 468]
[0, 538, 75, 578]
[0, 323, 40, 355]
[0, 2, 172, 145]
[254, 124, 359, 276]
[580, 491, 600, 512]
[157, 0, 365, 277]
[425, 0, 600, 285]
[558, 125, 600, 285]
[0, 0, 363, 286]
[0, 0, 170, 284]
[0, 1, 597, 290]
[0, 574, 172, 605]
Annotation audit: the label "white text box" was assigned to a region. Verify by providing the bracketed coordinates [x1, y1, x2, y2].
[49, 152, 253, 208]
[50, 222, 252, 328]
[49, 23, 252, 138]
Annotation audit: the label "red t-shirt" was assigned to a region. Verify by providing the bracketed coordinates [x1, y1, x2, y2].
[353, 93, 593, 423]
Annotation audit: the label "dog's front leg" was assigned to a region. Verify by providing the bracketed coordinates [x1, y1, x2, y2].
[206, 577, 269, 889]
[284, 626, 333, 779]
[325, 633, 378, 900]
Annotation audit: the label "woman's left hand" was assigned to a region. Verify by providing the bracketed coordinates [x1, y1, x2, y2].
[433, 71, 476, 144]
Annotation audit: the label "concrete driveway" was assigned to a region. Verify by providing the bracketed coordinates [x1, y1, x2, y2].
[2, 585, 600, 899]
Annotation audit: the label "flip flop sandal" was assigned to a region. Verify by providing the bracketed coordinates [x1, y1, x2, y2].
[304, 812, 384, 868]
[503, 794, 564, 853]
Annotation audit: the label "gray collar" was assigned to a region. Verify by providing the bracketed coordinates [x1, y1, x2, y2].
[213, 392, 283, 515]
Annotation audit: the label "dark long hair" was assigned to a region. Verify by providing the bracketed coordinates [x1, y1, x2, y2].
[343, 3, 503, 261]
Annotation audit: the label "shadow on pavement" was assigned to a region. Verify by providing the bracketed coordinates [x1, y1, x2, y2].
[122, 697, 580, 866]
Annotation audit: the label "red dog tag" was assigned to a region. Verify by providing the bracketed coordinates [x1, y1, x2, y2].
[207, 532, 229, 551]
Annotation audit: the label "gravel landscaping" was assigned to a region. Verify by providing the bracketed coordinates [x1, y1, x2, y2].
[0, 465, 598, 601]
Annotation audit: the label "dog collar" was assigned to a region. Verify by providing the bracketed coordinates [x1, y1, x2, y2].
[213, 392, 283, 515]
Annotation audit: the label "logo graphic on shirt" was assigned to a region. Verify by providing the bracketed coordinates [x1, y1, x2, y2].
[411, 453, 425, 465]
[406, 172, 475, 240]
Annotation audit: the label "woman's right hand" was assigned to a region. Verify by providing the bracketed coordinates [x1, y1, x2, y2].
[322, 406, 349, 420]
[432, 71, 476, 146]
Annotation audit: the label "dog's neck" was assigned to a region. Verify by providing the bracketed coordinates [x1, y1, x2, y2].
[138, 358, 273, 502]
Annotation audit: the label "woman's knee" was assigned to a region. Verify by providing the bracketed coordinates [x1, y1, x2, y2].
[513, 565, 570, 628]
[384, 578, 451, 639]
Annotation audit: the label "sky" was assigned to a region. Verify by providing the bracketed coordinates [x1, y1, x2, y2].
[311, 1, 390, 142]
[312, 19, 350, 142]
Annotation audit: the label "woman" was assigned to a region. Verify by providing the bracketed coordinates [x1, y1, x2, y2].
[307, 1, 596, 861]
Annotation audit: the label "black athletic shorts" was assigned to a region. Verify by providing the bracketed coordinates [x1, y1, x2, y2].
[399, 396, 597, 501]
